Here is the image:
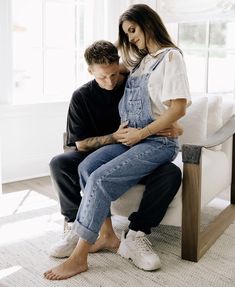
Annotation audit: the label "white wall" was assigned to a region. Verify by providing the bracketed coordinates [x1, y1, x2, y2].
[0, 138, 2, 191]
[0, 102, 69, 183]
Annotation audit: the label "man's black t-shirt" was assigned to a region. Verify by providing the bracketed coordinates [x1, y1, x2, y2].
[66, 77, 127, 146]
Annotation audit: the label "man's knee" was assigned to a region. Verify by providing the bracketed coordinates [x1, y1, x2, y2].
[49, 152, 76, 176]
[49, 154, 64, 174]
[164, 163, 182, 188]
[144, 163, 182, 190]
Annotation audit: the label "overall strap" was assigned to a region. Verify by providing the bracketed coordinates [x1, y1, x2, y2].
[131, 60, 142, 74]
[151, 48, 182, 71]
[131, 47, 182, 73]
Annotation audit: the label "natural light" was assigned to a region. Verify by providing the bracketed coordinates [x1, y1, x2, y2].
[0, 213, 62, 247]
[0, 190, 58, 217]
[0, 266, 22, 280]
[0, 190, 63, 246]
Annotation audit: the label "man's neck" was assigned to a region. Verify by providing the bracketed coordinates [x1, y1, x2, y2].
[116, 74, 126, 87]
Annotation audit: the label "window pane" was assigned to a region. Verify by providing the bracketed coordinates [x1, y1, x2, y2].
[45, 1, 75, 49]
[44, 50, 75, 102]
[13, 48, 43, 104]
[208, 51, 235, 93]
[178, 23, 207, 49]
[12, 0, 42, 48]
[183, 50, 207, 94]
[12, 0, 43, 104]
[209, 21, 235, 49]
[76, 2, 85, 48]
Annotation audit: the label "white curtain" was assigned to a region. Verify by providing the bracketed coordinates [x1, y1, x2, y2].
[157, 0, 235, 22]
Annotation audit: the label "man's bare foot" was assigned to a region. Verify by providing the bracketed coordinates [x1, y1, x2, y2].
[89, 233, 120, 253]
[44, 256, 88, 280]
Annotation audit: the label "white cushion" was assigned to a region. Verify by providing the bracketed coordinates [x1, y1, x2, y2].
[222, 100, 235, 124]
[179, 97, 208, 146]
[207, 96, 223, 150]
[207, 96, 223, 136]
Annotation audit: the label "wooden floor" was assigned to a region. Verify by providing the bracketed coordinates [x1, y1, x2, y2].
[2, 176, 56, 200]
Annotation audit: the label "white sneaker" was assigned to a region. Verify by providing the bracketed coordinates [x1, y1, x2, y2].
[118, 231, 161, 271]
[49, 226, 79, 258]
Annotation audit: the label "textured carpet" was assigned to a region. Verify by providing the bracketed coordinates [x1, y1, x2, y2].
[0, 203, 235, 287]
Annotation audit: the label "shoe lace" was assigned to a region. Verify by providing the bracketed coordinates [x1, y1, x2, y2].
[135, 236, 154, 254]
[62, 223, 76, 241]
[64, 221, 72, 234]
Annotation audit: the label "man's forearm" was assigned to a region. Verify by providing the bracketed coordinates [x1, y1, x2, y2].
[76, 134, 116, 151]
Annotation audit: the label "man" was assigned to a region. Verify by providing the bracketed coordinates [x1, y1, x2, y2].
[49, 40, 182, 271]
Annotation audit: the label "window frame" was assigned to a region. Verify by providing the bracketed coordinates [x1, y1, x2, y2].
[177, 20, 235, 100]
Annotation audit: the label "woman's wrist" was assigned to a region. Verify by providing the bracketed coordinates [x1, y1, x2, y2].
[139, 126, 152, 140]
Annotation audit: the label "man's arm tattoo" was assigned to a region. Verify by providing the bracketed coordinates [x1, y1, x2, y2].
[76, 134, 115, 151]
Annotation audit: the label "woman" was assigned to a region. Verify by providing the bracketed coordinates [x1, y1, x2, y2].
[44, 4, 190, 280]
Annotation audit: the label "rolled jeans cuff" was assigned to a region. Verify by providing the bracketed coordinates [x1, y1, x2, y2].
[72, 220, 98, 244]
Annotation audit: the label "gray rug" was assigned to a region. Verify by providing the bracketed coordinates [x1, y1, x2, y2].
[0, 204, 235, 287]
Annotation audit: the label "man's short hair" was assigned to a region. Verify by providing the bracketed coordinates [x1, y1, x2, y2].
[84, 40, 120, 66]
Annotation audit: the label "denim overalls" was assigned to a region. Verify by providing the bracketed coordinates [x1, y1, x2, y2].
[73, 49, 179, 244]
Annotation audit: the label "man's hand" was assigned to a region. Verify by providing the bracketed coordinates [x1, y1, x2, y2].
[156, 122, 183, 137]
[76, 121, 130, 151]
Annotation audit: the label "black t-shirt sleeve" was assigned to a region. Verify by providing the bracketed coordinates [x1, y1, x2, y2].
[66, 90, 90, 146]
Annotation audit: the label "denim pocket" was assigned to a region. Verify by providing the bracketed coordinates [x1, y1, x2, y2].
[128, 100, 142, 115]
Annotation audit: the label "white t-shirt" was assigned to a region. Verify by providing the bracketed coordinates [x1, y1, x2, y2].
[131, 48, 191, 118]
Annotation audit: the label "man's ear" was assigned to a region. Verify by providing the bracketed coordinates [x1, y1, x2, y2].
[88, 67, 93, 75]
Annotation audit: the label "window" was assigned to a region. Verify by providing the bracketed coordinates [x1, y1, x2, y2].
[1, 0, 156, 105]
[178, 21, 235, 100]
[5, 0, 234, 103]
[12, 0, 92, 104]
[158, 0, 235, 100]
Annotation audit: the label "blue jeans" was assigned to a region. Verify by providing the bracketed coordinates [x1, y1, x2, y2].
[72, 137, 178, 244]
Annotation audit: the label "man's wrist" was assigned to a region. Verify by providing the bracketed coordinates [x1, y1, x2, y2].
[111, 133, 117, 143]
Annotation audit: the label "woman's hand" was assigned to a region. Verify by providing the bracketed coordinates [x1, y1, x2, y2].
[156, 122, 183, 137]
[112, 121, 129, 142]
[117, 127, 142, 146]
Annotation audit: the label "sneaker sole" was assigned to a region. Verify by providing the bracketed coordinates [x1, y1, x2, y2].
[50, 254, 70, 258]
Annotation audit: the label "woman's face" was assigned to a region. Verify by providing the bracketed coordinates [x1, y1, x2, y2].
[122, 20, 146, 50]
